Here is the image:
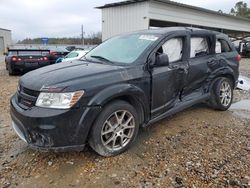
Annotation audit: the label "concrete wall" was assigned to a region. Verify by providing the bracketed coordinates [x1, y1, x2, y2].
[0, 29, 11, 54]
[101, 2, 149, 40]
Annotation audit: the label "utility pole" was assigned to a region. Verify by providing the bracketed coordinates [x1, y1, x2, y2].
[81, 24, 85, 46]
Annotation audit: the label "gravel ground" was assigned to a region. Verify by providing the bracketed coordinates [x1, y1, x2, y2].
[0, 56, 249, 188]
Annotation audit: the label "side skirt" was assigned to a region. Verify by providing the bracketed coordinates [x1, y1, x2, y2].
[145, 93, 210, 127]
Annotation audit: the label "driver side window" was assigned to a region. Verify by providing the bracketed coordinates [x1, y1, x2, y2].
[157, 38, 183, 63]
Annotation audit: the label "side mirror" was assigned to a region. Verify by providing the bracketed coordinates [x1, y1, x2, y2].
[3, 52, 8, 56]
[156, 54, 169, 67]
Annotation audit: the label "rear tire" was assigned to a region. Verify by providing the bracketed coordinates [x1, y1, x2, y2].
[8, 64, 15, 75]
[208, 77, 233, 111]
[89, 100, 139, 157]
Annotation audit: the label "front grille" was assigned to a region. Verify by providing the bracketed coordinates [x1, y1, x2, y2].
[20, 85, 40, 97]
[17, 85, 39, 109]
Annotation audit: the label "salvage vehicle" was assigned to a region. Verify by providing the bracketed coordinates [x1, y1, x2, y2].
[239, 38, 250, 57]
[10, 27, 240, 156]
[61, 50, 89, 63]
[47, 47, 69, 64]
[5, 49, 50, 75]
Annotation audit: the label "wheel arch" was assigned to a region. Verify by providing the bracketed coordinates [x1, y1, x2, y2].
[207, 67, 237, 92]
[87, 84, 149, 126]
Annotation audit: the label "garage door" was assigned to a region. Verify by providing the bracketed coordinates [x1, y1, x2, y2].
[0, 37, 4, 54]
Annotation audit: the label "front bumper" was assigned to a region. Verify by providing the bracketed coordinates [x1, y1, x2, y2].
[10, 95, 101, 151]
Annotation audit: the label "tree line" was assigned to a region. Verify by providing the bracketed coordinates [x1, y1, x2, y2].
[18, 32, 102, 45]
[230, 1, 250, 19]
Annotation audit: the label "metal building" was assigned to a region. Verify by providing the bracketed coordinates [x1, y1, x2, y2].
[97, 0, 250, 41]
[0, 28, 11, 54]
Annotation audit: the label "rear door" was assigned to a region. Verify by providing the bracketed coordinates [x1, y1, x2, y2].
[215, 36, 239, 80]
[150, 32, 189, 118]
[183, 33, 216, 96]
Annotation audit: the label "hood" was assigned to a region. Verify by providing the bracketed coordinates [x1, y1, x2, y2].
[20, 60, 126, 91]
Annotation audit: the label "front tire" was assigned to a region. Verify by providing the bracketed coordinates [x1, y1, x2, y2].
[209, 77, 233, 111]
[89, 100, 139, 157]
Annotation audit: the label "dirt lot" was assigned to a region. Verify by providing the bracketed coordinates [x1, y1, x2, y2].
[0, 57, 249, 188]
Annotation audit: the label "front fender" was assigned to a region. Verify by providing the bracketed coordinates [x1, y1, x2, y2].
[76, 84, 149, 145]
[88, 84, 148, 107]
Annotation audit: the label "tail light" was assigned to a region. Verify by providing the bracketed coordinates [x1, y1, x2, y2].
[43, 56, 48, 61]
[11, 56, 17, 62]
[236, 54, 241, 62]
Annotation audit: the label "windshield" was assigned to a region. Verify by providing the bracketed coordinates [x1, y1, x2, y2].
[85, 34, 159, 64]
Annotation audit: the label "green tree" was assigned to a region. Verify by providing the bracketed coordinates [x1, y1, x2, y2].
[230, 1, 250, 19]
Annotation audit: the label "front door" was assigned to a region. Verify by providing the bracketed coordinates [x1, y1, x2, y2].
[151, 33, 189, 118]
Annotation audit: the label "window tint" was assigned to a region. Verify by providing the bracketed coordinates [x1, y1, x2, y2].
[158, 38, 183, 63]
[8, 51, 17, 56]
[190, 37, 209, 58]
[18, 51, 46, 56]
[216, 39, 231, 53]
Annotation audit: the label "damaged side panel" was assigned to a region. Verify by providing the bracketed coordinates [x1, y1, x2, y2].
[149, 29, 239, 124]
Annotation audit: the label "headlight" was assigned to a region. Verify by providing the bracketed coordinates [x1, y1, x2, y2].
[36, 90, 84, 109]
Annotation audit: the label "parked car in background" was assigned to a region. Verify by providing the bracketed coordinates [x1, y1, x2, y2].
[10, 27, 239, 156]
[48, 47, 69, 64]
[65, 45, 76, 52]
[61, 50, 89, 63]
[239, 38, 250, 57]
[232, 39, 242, 53]
[5, 49, 50, 75]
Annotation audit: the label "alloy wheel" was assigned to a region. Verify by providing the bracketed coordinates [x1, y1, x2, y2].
[101, 110, 135, 151]
[219, 81, 232, 107]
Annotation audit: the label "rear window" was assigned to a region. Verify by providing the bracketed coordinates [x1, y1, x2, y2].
[9, 51, 49, 56]
[216, 39, 231, 53]
[190, 37, 209, 58]
[8, 51, 18, 56]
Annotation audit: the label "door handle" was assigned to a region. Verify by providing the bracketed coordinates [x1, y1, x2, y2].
[176, 66, 188, 74]
[169, 64, 188, 74]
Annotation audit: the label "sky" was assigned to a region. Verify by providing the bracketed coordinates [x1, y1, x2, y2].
[0, 0, 249, 41]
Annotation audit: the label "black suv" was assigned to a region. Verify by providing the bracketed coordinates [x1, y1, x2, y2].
[10, 27, 240, 156]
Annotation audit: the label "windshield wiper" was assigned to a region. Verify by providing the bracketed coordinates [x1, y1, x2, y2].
[90, 55, 113, 64]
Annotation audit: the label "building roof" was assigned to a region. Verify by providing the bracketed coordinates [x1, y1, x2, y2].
[120, 26, 224, 36]
[0, 27, 11, 32]
[96, 0, 250, 22]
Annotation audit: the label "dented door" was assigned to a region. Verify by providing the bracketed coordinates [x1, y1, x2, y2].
[184, 34, 216, 96]
[150, 33, 189, 118]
